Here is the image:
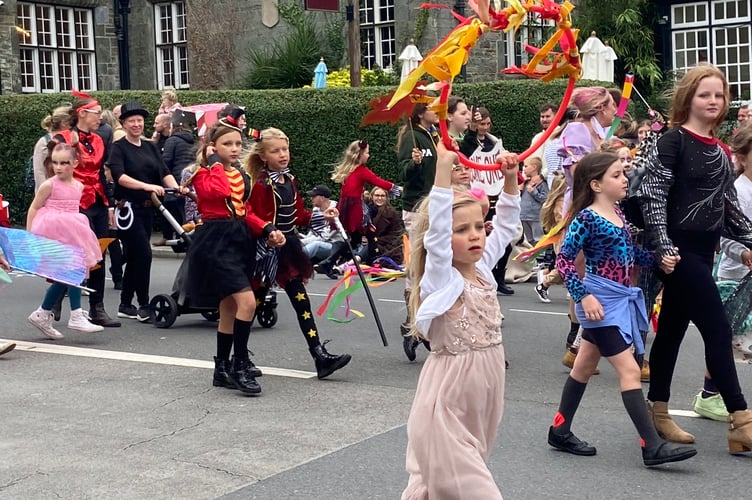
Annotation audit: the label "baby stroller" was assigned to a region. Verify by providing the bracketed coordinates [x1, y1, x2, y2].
[148, 190, 278, 329]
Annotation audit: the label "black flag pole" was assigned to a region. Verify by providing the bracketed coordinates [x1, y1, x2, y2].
[332, 217, 388, 346]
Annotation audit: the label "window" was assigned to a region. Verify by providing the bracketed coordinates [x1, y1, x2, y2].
[672, 2, 709, 28]
[714, 25, 752, 100]
[670, 0, 752, 101]
[155, 1, 189, 89]
[17, 2, 96, 93]
[360, 0, 395, 70]
[672, 29, 710, 71]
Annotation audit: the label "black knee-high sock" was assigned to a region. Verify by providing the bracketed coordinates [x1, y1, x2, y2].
[232, 319, 252, 361]
[552, 376, 587, 435]
[566, 316, 579, 347]
[622, 388, 661, 449]
[216, 331, 233, 361]
[284, 278, 322, 349]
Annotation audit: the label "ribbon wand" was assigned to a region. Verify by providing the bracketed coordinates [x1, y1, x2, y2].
[605, 73, 635, 140]
[331, 216, 388, 346]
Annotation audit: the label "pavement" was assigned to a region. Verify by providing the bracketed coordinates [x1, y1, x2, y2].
[1, 242, 751, 499]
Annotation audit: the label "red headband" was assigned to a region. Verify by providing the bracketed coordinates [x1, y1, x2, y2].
[72, 89, 100, 111]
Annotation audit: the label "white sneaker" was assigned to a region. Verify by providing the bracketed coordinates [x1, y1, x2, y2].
[68, 308, 104, 333]
[28, 307, 64, 339]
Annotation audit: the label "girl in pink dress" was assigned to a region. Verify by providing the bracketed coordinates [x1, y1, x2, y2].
[26, 132, 104, 339]
[401, 143, 520, 500]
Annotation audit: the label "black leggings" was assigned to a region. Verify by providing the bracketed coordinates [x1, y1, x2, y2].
[81, 201, 109, 307]
[647, 251, 747, 412]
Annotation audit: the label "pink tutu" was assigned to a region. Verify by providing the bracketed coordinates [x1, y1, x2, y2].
[30, 177, 102, 268]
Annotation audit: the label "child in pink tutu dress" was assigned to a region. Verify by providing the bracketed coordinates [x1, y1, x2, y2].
[26, 132, 104, 339]
[401, 142, 520, 500]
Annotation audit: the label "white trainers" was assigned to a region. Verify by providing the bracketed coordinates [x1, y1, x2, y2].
[28, 307, 64, 339]
[68, 308, 104, 333]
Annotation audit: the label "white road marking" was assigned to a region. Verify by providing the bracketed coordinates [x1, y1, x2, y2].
[669, 409, 703, 419]
[3, 339, 316, 379]
[508, 308, 568, 316]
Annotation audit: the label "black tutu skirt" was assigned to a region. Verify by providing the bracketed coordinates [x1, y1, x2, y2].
[187, 218, 256, 308]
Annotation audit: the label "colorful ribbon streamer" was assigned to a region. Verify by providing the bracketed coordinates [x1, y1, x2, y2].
[605, 74, 634, 140]
[365, 1, 582, 171]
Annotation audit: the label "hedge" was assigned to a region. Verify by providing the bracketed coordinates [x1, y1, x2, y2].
[0, 79, 585, 224]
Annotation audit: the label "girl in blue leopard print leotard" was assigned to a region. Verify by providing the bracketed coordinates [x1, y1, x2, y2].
[547, 151, 697, 467]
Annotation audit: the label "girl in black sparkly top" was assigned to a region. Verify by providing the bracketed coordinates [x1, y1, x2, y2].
[245, 128, 351, 379]
[638, 64, 752, 453]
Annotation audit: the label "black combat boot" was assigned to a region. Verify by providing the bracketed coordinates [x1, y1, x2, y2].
[230, 357, 262, 395]
[213, 357, 234, 389]
[89, 303, 121, 327]
[310, 341, 352, 379]
[230, 355, 263, 378]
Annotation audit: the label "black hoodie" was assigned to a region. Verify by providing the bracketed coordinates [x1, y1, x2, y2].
[162, 130, 197, 178]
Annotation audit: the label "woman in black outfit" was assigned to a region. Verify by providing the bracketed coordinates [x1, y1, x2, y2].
[639, 64, 752, 452]
[108, 101, 184, 322]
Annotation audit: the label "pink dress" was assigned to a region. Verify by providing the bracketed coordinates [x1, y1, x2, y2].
[30, 176, 102, 268]
[402, 276, 505, 500]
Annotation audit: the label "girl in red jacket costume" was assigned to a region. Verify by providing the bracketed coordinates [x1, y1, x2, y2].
[188, 121, 284, 395]
[316, 140, 401, 275]
[244, 128, 351, 379]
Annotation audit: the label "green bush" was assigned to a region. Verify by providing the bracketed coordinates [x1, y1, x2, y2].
[0, 79, 579, 224]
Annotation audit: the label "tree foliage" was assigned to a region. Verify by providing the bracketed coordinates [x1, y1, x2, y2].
[574, 0, 664, 114]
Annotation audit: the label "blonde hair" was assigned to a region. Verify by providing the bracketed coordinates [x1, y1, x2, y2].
[332, 140, 366, 183]
[669, 64, 730, 129]
[161, 88, 178, 104]
[41, 105, 72, 132]
[524, 156, 542, 174]
[540, 172, 567, 232]
[407, 190, 484, 337]
[244, 127, 289, 182]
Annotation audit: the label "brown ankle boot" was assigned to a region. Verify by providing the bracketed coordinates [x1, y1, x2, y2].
[728, 410, 752, 454]
[648, 401, 695, 443]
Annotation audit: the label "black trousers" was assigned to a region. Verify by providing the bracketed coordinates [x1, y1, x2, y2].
[647, 251, 747, 412]
[118, 207, 154, 307]
[81, 200, 109, 307]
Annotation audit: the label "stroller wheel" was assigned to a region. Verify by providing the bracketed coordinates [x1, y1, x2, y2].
[201, 310, 219, 322]
[256, 307, 278, 328]
[150, 294, 178, 328]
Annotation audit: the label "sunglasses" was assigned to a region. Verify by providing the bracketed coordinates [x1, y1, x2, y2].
[83, 109, 102, 115]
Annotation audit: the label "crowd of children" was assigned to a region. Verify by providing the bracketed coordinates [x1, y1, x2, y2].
[3, 63, 752, 495]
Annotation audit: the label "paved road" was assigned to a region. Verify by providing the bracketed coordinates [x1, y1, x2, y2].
[1, 254, 751, 499]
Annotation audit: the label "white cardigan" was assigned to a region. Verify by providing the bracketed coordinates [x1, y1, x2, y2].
[415, 187, 521, 337]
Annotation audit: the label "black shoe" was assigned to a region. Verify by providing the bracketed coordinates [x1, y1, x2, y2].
[213, 357, 235, 389]
[547, 426, 597, 456]
[90, 303, 122, 327]
[310, 340, 352, 379]
[231, 354, 263, 378]
[497, 283, 514, 295]
[117, 303, 138, 319]
[401, 322, 419, 362]
[230, 357, 262, 395]
[642, 441, 697, 467]
[137, 305, 153, 323]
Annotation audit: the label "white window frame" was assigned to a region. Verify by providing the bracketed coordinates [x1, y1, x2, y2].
[672, 2, 710, 29]
[360, 0, 396, 70]
[672, 28, 711, 72]
[713, 24, 752, 100]
[154, 1, 190, 89]
[17, 2, 97, 93]
[711, 0, 751, 22]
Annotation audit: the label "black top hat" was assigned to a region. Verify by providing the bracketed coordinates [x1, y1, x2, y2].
[306, 185, 331, 198]
[119, 101, 150, 121]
